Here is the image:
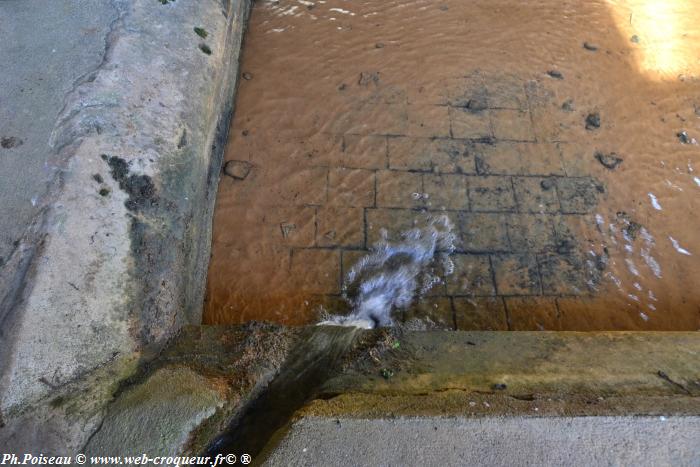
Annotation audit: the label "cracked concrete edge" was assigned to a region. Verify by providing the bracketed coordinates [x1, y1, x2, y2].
[0, 0, 251, 452]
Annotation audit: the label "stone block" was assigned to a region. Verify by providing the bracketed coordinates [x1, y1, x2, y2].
[328, 167, 376, 207]
[512, 176, 560, 213]
[376, 170, 423, 208]
[491, 109, 535, 141]
[453, 297, 508, 330]
[458, 212, 510, 252]
[491, 253, 542, 295]
[505, 297, 561, 330]
[446, 254, 495, 296]
[449, 107, 493, 139]
[316, 207, 364, 248]
[467, 176, 517, 212]
[423, 173, 469, 210]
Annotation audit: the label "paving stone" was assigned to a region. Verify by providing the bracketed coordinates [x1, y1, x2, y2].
[505, 213, 557, 252]
[446, 254, 495, 296]
[376, 170, 423, 208]
[555, 177, 603, 214]
[514, 143, 566, 176]
[467, 175, 517, 212]
[337, 102, 409, 135]
[406, 104, 451, 138]
[315, 207, 364, 248]
[505, 297, 561, 330]
[328, 167, 376, 207]
[403, 297, 454, 329]
[444, 73, 488, 108]
[485, 74, 528, 110]
[458, 212, 510, 252]
[213, 205, 316, 249]
[491, 253, 542, 295]
[491, 109, 535, 141]
[387, 136, 433, 171]
[365, 208, 421, 245]
[289, 249, 341, 294]
[406, 80, 449, 105]
[538, 252, 588, 295]
[524, 80, 562, 142]
[557, 142, 592, 177]
[512, 176, 561, 213]
[423, 173, 469, 210]
[555, 297, 640, 330]
[430, 138, 477, 174]
[223, 165, 328, 207]
[341, 134, 388, 170]
[550, 214, 585, 254]
[276, 134, 343, 168]
[449, 106, 493, 139]
[472, 142, 521, 175]
[453, 297, 508, 330]
[388, 137, 475, 173]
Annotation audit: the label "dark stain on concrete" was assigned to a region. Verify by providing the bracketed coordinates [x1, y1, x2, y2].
[1, 137, 23, 149]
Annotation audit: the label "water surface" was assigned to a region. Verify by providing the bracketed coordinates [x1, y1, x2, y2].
[205, 0, 700, 330]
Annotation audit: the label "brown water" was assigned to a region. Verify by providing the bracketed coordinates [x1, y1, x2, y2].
[204, 0, 700, 331]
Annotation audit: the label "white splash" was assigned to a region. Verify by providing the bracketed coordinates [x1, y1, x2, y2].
[329, 7, 356, 15]
[648, 192, 662, 210]
[319, 214, 456, 329]
[640, 228, 663, 279]
[669, 236, 692, 256]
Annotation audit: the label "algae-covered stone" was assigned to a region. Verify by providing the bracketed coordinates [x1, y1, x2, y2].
[86, 367, 226, 459]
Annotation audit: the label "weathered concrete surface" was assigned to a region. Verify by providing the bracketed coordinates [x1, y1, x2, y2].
[321, 331, 700, 399]
[85, 324, 299, 459]
[181, 328, 699, 460]
[0, 0, 118, 266]
[0, 0, 251, 453]
[264, 416, 700, 467]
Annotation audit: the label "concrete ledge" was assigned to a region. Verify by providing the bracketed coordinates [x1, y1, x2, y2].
[264, 416, 700, 466]
[0, 0, 251, 453]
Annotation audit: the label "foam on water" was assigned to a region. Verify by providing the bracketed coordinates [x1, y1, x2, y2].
[319, 214, 456, 329]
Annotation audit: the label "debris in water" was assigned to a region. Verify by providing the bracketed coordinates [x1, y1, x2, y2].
[319, 214, 456, 329]
[585, 112, 601, 130]
[280, 222, 296, 238]
[358, 71, 380, 86]
[594, 151, 623, 170]
[223, 160, 253, 180]
[677, 131, 696, 144]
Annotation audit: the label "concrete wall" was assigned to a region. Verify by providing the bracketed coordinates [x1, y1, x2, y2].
[0, 0, 250, 453]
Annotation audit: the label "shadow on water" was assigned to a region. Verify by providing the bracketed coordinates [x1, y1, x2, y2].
[203, 325, 362, 463]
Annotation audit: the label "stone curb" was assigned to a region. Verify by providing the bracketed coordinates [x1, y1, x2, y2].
[0, 0, 251, 453]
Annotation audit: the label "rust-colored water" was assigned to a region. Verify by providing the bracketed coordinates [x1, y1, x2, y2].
[204, 0, 700, 330]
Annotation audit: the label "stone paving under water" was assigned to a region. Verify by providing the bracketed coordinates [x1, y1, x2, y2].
[205, 0, 700, 331]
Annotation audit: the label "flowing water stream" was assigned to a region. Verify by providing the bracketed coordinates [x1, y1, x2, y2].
[205, 0, 700, 330]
